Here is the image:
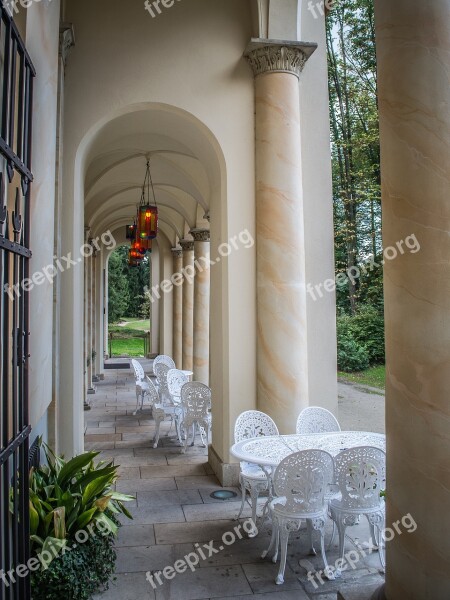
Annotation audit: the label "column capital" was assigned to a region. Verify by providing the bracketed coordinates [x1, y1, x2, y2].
[190, 228, 210, 243]
[171, 247, 183, 258]
[179, 239, 194, 252]
[244, 38, 317, 79]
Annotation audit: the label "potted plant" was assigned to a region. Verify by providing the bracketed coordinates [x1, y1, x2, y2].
[29, 443, 134, 600]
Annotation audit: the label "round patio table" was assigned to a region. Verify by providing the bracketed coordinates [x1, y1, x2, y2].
[230, 431, 385, 468]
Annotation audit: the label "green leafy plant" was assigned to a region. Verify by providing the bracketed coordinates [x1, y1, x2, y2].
[29, 443, 134, 599]
[29, 443, 133, 563]
[31, 527, 117, 600]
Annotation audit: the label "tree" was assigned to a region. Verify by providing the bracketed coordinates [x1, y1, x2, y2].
[107, 248, 130, 322]
[107, 246, 151, 321]
[327, 0, 382, 314]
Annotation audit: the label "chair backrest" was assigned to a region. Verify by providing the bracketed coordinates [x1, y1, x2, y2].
[296, 407, 341, 435]
[131, 359, 145, 382]
[234, 410, 279, 443]
[273, 450, 334, 514]
[153, 355, 175, 375]
[334, 446, 386, 511]
[180, 382, 211, 420]
[167, 369, 189, 400]
[154, 362, 170, 400]
[145, 376, 160, 404]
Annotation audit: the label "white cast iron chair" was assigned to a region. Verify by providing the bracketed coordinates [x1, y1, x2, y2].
[131, 359, 154, 415]
[179, 382, 211, 453]
[154, 362, 171, 404]
[262, 449, 335, 585]
[328, 446, 386, 574]
[296, 407, 341, 435]
[234, 411, 279, 534]
[152, 362, 184, 447]
[153, 354, 175, 376]
[167, 368, 189, 404]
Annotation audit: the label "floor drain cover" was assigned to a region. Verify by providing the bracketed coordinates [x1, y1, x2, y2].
[210, 490, 237, 501]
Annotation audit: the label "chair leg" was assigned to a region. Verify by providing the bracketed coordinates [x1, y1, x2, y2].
[335, 514, 347, 577]
[326, 521, 336, 551]
[236, 475, 247, 520]
[276, 523, 290, 585]
[261, 515, 277, 559]
[317, 519, 335, 580]
[133, 389, 140, 415]
[153, 416, 162, 449]
[248, 483, 260, 537]
[307, 519, 317, 556]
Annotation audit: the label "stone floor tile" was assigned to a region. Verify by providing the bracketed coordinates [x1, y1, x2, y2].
[215, 591, 310, 600]
[137, 489, 202, 508]
[141, 464, 207, 479]
[116, 543, 194, 573]
[175, 474, 220, 489]
[116, 477, 177, 493]
[182, 501, 252, 522]
[114, 455, 168, 467]
[116, 523, 156, 547]
[93, 572, 155, 600]
[117, 466, 141, 479]
[85, 433, 122, 442]
[154, 520, 240, 545]
[242, 562, 303, 594]
[118, 505, 185, 525]
[153, 565, 252, 600]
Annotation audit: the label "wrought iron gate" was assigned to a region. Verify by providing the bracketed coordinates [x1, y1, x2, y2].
[0, 7, 35, 600]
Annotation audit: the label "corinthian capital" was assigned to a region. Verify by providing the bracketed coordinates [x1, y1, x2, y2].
[180, 239, 194, 252]
[190, 228, 210, 243]
[244, 38, 317, 79]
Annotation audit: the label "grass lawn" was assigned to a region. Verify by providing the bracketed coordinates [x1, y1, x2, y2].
[108, 318, 150, 357]
[338, 365, 385, 390]
[117, 318, 150, 332]
[109, 338, 146, 357]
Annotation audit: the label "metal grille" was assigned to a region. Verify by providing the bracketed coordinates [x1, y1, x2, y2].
[0, 6, 35, 600]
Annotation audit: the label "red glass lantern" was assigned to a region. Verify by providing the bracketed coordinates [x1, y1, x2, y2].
[126, 223, 137, 240]
[138, 204, 158, 240]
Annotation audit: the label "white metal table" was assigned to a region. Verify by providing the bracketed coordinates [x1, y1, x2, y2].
[231, 431, 385, 468]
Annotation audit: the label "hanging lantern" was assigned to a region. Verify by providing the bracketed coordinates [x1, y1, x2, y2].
[138, 204, 158, 240]
[126, 223, 137, 240]
[138, 159, 158, 240]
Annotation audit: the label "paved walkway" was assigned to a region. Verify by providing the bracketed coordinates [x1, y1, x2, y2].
[85, 364, 385, 600]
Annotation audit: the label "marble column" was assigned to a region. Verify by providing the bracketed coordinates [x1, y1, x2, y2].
[374, 1, 450, 598]
[87, 252, 95, 394]
[244, 40, 316, 433]
[191, 229, 211, 385]
[172, 248, 183, 368]
[180, 239, 195, 372]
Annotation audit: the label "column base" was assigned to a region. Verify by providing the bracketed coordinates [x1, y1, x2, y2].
[83, 400, 91, 411]
[87, 387, 96, 395]
[92, 375, 100, 383]
[208, 445, 240, 487]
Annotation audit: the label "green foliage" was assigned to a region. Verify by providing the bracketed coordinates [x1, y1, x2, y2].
[29, 443, 134, 565]
[337, 304, 385, 371]
[337, 315, 370, 372]
[108, 246, 151, 322]
[30, 526, 117, 600]
[108, 249, 130, 322]
[349, 305, 385, 363]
